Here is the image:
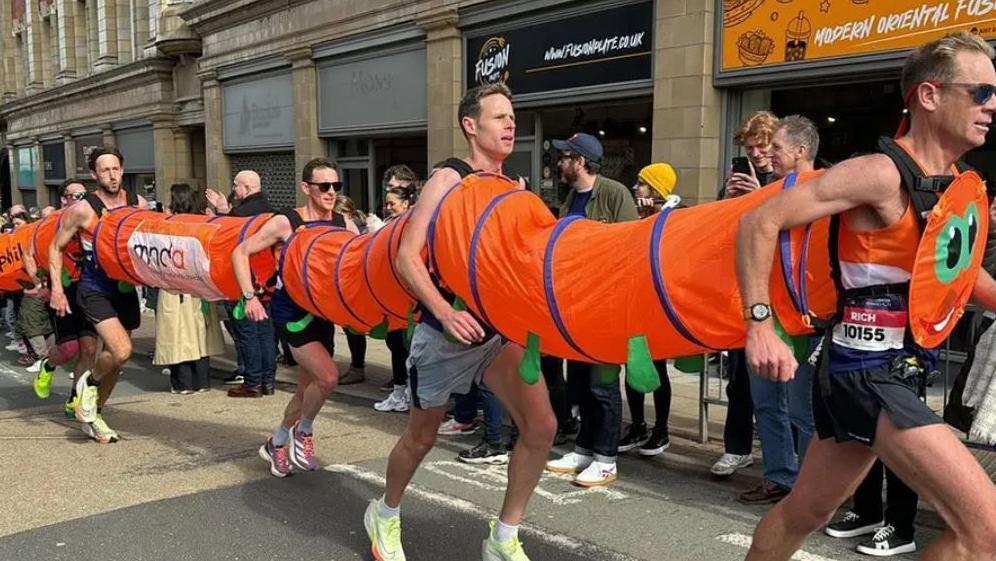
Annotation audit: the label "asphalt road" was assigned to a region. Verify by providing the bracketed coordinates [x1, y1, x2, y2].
[0, 337, 933, 561]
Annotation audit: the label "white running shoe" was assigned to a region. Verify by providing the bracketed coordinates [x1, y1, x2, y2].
[26, 358, 44, 373]
[710, 453, 753, 477]
[81, 415, 119, 444]
[574, 460, 617, 487]
[545, 452, 593, 474]
[374, 387, 410, 412]
[74, 370, 99, 423]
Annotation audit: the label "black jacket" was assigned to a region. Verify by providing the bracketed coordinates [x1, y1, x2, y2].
[228, 191, 275, 217]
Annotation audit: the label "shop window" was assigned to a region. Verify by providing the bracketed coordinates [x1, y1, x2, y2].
[537, 99, 653, 208]
[334, 139, 369, 158]
[19, 190, 38, 209]
[228, 153, 297, 209]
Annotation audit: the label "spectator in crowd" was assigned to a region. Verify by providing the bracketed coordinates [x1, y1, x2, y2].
[825, 460, 920, 557]
[23, 179, 99, 407]
[383, 164, 417, 193]
[206, 171, 278, 398]
[545, 132, 638, 487]
[633, 163, 681, 218]
[711, 110, 780, 479]
[153, 184, 226, 394]
[736, 114, 819, 505]
[373, 186, 417, 412]
[334, 194, 370, 386]
[5, 210, 32, 357]
[618, 163, 679, 458]
[14, 209, 53, 369]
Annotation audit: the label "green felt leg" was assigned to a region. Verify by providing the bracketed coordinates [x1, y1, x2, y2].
[287, 313, 314, 333]
[404, 307, 416, 348]
[443, 297, 468, 343]
[369, 318, 389, 340]
[625, 335, 661, 393]
[774, 315, 810, 365]
[518, 332, 541, 385]
[232, 299, 246, 320]
[673, 354, 705, 373]
[595, 364, 621, 385]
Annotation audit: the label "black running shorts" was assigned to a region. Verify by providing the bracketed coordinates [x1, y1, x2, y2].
[814, 359, 942, 446]
[277, 314, 334, 350]
[76, 284, 141, 332]
[53, 283, 96, 344]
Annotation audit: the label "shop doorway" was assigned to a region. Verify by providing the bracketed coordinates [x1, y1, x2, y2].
[771, 80, 904, 165]
[512, 98, 652, 211]
[330, 135, 427, 218]
[770, 79, 996, 180]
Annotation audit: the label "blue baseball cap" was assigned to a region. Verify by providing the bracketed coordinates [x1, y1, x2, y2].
[552, 133, 603, 164]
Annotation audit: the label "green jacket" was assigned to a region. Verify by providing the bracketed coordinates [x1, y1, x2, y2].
[559, 175, 639, 223]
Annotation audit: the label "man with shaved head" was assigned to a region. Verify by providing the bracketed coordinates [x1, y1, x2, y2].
[207, 170, 279, 398]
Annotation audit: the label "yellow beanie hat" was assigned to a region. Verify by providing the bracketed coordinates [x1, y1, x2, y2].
[638, 163, 677, 198]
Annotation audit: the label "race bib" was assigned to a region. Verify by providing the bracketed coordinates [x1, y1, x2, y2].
[832, 306, 907, 351]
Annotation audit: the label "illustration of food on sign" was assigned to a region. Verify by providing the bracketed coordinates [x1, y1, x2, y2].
[737, 30, 776, 66]
[851, 0, 868, 4]
[723, 0, 765, 28]
[785, 11, 812, 61]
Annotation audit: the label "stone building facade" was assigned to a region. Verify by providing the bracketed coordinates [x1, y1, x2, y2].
[0, 0, 724, 211]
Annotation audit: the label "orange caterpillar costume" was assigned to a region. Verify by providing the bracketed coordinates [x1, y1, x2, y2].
[0, 170, 983, 392]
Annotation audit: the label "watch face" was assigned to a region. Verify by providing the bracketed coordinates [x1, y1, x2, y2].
[751, 304, 770, 320]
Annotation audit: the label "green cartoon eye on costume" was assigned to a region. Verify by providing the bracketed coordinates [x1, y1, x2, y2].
[286, 313, 314, 333]
[935, 202, 980, 285]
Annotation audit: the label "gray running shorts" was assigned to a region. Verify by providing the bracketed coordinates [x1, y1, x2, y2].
[407, 322, 503, 409]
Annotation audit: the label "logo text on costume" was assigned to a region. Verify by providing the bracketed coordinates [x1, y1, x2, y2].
[132, 242, 187, 270]
[0, 242, 24, 274]
[127, 226, 226, 301]
[475, 37, 510, 85]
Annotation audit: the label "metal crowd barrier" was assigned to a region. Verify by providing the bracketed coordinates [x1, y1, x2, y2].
[693, 309, 995, 450]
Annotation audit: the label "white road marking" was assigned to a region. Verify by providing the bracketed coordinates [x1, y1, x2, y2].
[423, 460, 628, 505]
[327, 463, 644, 561]
[0, 362, 34, 384]
[716, 533, 839, 561]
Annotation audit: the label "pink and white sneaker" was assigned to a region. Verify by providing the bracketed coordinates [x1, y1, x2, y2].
[258, 437, 292, 477]
[288, 422, 318, 471]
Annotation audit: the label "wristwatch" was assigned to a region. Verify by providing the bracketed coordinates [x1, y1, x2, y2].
[743, 303, 772, 322]
[243, 291, 257, 301]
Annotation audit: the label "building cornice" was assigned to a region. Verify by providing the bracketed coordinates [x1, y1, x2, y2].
[0, 58, 175, 119]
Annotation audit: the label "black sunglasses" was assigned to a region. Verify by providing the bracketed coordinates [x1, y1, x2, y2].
[64, 192, 86, 201]
[307, 181, 343, 193]
[933, 81, 996, 105]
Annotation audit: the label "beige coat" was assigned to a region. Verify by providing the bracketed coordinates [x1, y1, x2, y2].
[153, 291, 225, 366]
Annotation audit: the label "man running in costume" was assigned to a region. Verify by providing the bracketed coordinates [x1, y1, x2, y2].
[363, 84, 557, 561]
[737, 33, 996, 561]
[25, 179, 98, 413]
[49, 146, 148, 443]
[232, 157, 358, 477]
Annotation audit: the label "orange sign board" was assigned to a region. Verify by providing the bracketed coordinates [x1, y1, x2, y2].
[721, 0, 996, 71]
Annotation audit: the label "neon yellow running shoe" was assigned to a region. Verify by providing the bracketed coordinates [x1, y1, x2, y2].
[363, 499, 406, 561]
[32, 360, 53, 399]
[482, 520, 531, 561]
[64, 395, 79, 419]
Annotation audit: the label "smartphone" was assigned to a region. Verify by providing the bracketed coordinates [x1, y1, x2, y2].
[731, 156, 752, 176]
